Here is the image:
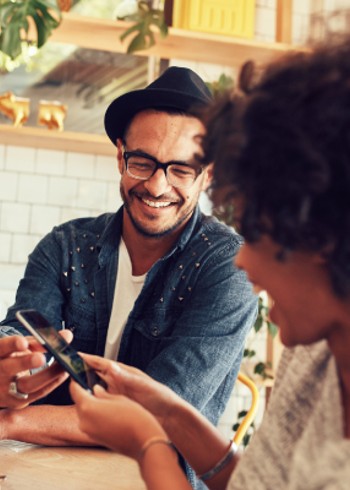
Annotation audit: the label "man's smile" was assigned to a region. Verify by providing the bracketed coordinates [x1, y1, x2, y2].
[141, 198, 172, 208]
[131, 191, 182, 211]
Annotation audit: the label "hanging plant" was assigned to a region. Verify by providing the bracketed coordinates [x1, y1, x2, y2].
[0, 0, 62, 60]
[117, 1, 168, 54]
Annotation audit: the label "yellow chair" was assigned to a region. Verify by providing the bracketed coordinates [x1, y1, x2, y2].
[232, 372, 260, 446]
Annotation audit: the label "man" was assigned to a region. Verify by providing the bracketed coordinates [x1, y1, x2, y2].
[0, 67, 256, 486]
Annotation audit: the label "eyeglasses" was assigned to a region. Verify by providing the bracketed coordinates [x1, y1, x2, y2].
[122, 146, 203, 189]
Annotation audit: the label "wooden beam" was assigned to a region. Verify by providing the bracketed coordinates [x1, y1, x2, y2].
[39, 13, 300, 69]
[0, 125, 115, 156]
[276, 0, 293, 44]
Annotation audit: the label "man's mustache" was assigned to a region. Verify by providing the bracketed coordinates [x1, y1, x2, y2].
[130, 190, 183, 205]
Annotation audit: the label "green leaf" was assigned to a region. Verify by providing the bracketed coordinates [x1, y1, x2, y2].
[31, 11, 48, 47]
[254, 361, 273, 379]
[0, 22, 22, 58]
[22, 17, 29, 32]
[0, 2, 17, 26]
[254, 362, 266, 375]
[34, 8, 61, 29]
[138, 1, 150, 14]
[242, 433, 251, 446]
[126, 32, 148, 53]
[243, 348, 256, 358]
[159, 22, 168, 37]
[31, 0, 61, 21]
[237, 410, 248, 418]
[254, 315, 263, 332]
[120, 22, 142, 42]
[119, 1, 168, 54]
[267, 321, 278, 338]
[37, 0, 61, 11]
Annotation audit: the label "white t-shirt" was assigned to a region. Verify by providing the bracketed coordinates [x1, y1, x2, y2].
[104, 239, 146, 361]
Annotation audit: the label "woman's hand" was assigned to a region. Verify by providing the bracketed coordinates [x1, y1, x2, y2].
[79, 353, 180, 428]
[69, 380, 166, 460]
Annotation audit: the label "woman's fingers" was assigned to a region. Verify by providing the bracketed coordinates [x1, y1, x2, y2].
[70, 378, 91, 404]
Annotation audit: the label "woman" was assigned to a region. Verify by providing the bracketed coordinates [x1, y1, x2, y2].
[70, 38, 350, 489]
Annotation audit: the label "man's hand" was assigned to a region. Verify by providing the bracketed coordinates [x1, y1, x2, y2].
[0, 331, 72, 410]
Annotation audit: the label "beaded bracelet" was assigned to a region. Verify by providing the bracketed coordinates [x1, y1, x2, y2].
[197, 440, 238, 482]
[139, 436, 176, 461]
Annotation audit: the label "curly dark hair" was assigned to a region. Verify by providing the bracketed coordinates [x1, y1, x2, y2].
[202, 38, 350, 297]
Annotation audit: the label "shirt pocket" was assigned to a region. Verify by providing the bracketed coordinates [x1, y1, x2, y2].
[131, 304, 181, 341]
[63, 303, 97, 353]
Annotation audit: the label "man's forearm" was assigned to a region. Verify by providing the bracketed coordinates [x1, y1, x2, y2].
[1, 405, 96, 446]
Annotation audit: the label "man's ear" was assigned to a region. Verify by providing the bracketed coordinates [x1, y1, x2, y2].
[116, 139, 124, 174]
[202, 163, 214, 191]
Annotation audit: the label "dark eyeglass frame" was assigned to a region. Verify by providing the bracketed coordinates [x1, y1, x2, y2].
[122, 145, 204, 189]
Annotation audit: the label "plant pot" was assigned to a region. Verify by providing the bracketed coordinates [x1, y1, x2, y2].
[57, 0, 72, 12]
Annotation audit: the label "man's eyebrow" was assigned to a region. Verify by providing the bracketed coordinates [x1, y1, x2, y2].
[126, 148, 154, 158]
[126, 149, 200, 167]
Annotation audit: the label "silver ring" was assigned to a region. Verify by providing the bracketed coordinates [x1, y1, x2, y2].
[8, 379, 29, 400]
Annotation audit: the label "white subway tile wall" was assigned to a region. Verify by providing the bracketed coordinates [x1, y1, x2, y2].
[0, 147, 121, 309]
[1, 202, 31, 234]
[18, 174, 48, 204]
[47, 175, 79, 207]
[30, 204, 61, 235]
[36, 149, 66, 176]
[95, 155, 118, 181]
[66, 152, 95, 179]
[11, 233, 42, 264]
[76, 179, 109, 210]
[0, 145, 5, 169]
[0, 171, 18, 201]
[0, 232, 12, 263]
[5, 146, 36, 172]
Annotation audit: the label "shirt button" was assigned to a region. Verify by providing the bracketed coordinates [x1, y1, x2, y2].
[151, 326, 159, 337]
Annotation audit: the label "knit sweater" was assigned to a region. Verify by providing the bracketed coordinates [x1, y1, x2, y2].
[229, 340, 350, 489]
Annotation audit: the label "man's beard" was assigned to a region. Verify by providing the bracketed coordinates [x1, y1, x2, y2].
[120, 185, 193, 238]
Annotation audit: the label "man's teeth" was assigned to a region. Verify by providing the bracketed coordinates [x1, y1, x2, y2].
[142, 198, 171, 208]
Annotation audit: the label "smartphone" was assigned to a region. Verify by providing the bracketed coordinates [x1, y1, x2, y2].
[16, 309, 105, 392]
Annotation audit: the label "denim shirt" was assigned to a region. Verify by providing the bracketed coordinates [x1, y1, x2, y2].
[1, 205, 257, 488]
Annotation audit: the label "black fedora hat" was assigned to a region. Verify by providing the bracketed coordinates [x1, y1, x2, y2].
[104, 66, 213, 146]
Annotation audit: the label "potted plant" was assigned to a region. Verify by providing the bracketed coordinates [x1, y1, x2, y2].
[0, 0, 62, 61]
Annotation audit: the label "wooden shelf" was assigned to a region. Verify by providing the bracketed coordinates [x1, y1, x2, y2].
[46, 13, 300, 68]
[4, 11, 304, 155]
[0, 125, 114, 156]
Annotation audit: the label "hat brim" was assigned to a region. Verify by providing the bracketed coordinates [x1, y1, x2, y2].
[104, 88, 208, 146]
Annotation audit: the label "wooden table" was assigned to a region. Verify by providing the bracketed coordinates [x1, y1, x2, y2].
[0, 440, 146, 490]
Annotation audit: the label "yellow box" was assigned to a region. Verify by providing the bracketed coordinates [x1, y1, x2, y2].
[173, 0, 255, 39]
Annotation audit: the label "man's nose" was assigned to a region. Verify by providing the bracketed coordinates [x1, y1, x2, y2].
[143, 169, 172, 197]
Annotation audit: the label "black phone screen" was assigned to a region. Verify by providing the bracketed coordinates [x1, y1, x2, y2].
[16, 309, 103, 391]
